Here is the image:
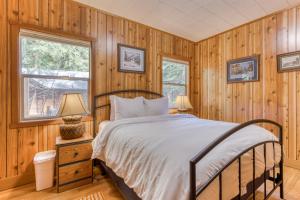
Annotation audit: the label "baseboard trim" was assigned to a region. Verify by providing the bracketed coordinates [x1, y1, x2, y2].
[0, 172, 35, 191]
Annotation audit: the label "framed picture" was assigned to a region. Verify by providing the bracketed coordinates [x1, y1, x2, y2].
[118, 44, 146, 73]
[277, 51, 300, 72]
[227, 55, 259, 83]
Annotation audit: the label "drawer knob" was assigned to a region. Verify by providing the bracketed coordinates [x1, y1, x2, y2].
[73, 152, 79, 157]
[75, 170, 79, 174]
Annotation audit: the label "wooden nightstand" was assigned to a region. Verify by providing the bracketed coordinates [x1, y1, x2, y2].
[56, 135, 93, 192]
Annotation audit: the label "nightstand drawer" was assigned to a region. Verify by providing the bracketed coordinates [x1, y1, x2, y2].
[58, 142, 92, 165]
[58, 160, 92, 185]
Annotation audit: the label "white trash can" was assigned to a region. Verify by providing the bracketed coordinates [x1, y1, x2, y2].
[33, 150, 56, 191]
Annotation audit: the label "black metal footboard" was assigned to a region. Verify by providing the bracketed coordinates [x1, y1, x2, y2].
[190, 119, 283, 200]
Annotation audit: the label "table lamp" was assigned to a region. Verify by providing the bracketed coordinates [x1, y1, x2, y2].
[175, 95, 193, 112]
[57, 93, 88, 140]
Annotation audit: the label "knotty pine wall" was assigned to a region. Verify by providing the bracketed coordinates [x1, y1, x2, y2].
[0, 0, 194, 190]
[193, 6, 300, 169]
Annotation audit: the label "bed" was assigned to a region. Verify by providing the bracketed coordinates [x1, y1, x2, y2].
[92, 90, 284, 200]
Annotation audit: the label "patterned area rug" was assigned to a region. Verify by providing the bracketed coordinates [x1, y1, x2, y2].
[79, 192, 104, 200]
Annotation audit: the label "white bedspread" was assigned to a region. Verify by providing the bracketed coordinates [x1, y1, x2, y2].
[92, 114, 280, 200]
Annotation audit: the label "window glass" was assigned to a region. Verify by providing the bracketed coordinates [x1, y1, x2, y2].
[162, 62, 186, 84]
[162, 58, 189, 108]
[20, 31, 91, 121]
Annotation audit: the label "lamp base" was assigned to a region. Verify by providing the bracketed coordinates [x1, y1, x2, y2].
[60, 120, 85, 140]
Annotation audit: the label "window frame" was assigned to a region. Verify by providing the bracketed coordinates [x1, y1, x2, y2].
[10, 23, 96, 128]
[161, 55, 191, 109]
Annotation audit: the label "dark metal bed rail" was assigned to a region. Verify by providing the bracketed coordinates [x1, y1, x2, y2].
[190, 119, 283, 200]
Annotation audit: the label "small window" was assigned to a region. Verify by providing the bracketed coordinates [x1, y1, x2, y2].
[19, 30, 91, 121]
[162, 57, 189, 108]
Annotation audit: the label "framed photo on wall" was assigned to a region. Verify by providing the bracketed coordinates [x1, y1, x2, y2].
[118, 44, 146, 73]
[227, 55, 259, 83]
[277, 51, 300, 72]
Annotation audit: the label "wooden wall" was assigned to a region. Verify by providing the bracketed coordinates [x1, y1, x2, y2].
[3, 0, 299, 191]
[193, 6, 300, 169]
[0, 0, 194, 190]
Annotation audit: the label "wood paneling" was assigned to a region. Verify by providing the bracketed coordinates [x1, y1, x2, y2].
[49, 0, 63, 30]
[92, 9, 194, 127]
[0, 0, 194, 190]
[6, 0, 300, 191]
[0, 0, 7, 180]
[194, 6, 300, 169]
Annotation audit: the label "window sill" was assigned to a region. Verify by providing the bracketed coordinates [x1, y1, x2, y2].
[9, 115, 93, 129]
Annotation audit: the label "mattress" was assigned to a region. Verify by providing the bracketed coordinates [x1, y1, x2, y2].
[92, 114, 281, 200]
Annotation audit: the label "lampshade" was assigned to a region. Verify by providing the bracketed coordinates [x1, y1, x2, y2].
[57, 93, 88, 117]
[176, 95, 193, 111]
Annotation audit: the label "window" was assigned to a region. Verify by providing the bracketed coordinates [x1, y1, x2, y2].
[162, 57, 189, 108]
[19, 29, 91, 121]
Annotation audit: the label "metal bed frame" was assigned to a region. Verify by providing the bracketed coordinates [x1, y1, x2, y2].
[93, 89, 284, 200]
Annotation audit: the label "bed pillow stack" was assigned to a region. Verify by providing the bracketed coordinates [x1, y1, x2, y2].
[109, 95, 168, 120]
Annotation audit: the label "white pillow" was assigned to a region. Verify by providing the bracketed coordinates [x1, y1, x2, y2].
[109, 95, 116, 120]
[114, 96, 145, 120]
[143, 97, 169, 116]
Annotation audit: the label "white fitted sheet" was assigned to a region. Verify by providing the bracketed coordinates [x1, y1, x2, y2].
[92, 114, 281, 200]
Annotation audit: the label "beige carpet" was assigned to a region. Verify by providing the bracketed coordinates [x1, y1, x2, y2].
[79, 192, 104, 200]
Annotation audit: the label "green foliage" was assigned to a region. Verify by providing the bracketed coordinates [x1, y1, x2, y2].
[21, 36, 90, 72]
[162, 60, 188, 107]
[162, 60, 186, 84]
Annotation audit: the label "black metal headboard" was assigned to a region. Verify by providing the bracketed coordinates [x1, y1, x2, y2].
[93, 89, 163, 136]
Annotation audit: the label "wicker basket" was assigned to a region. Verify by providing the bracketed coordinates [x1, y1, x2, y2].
[59, 122, 85, 140]
[62, 115, 82, 124]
